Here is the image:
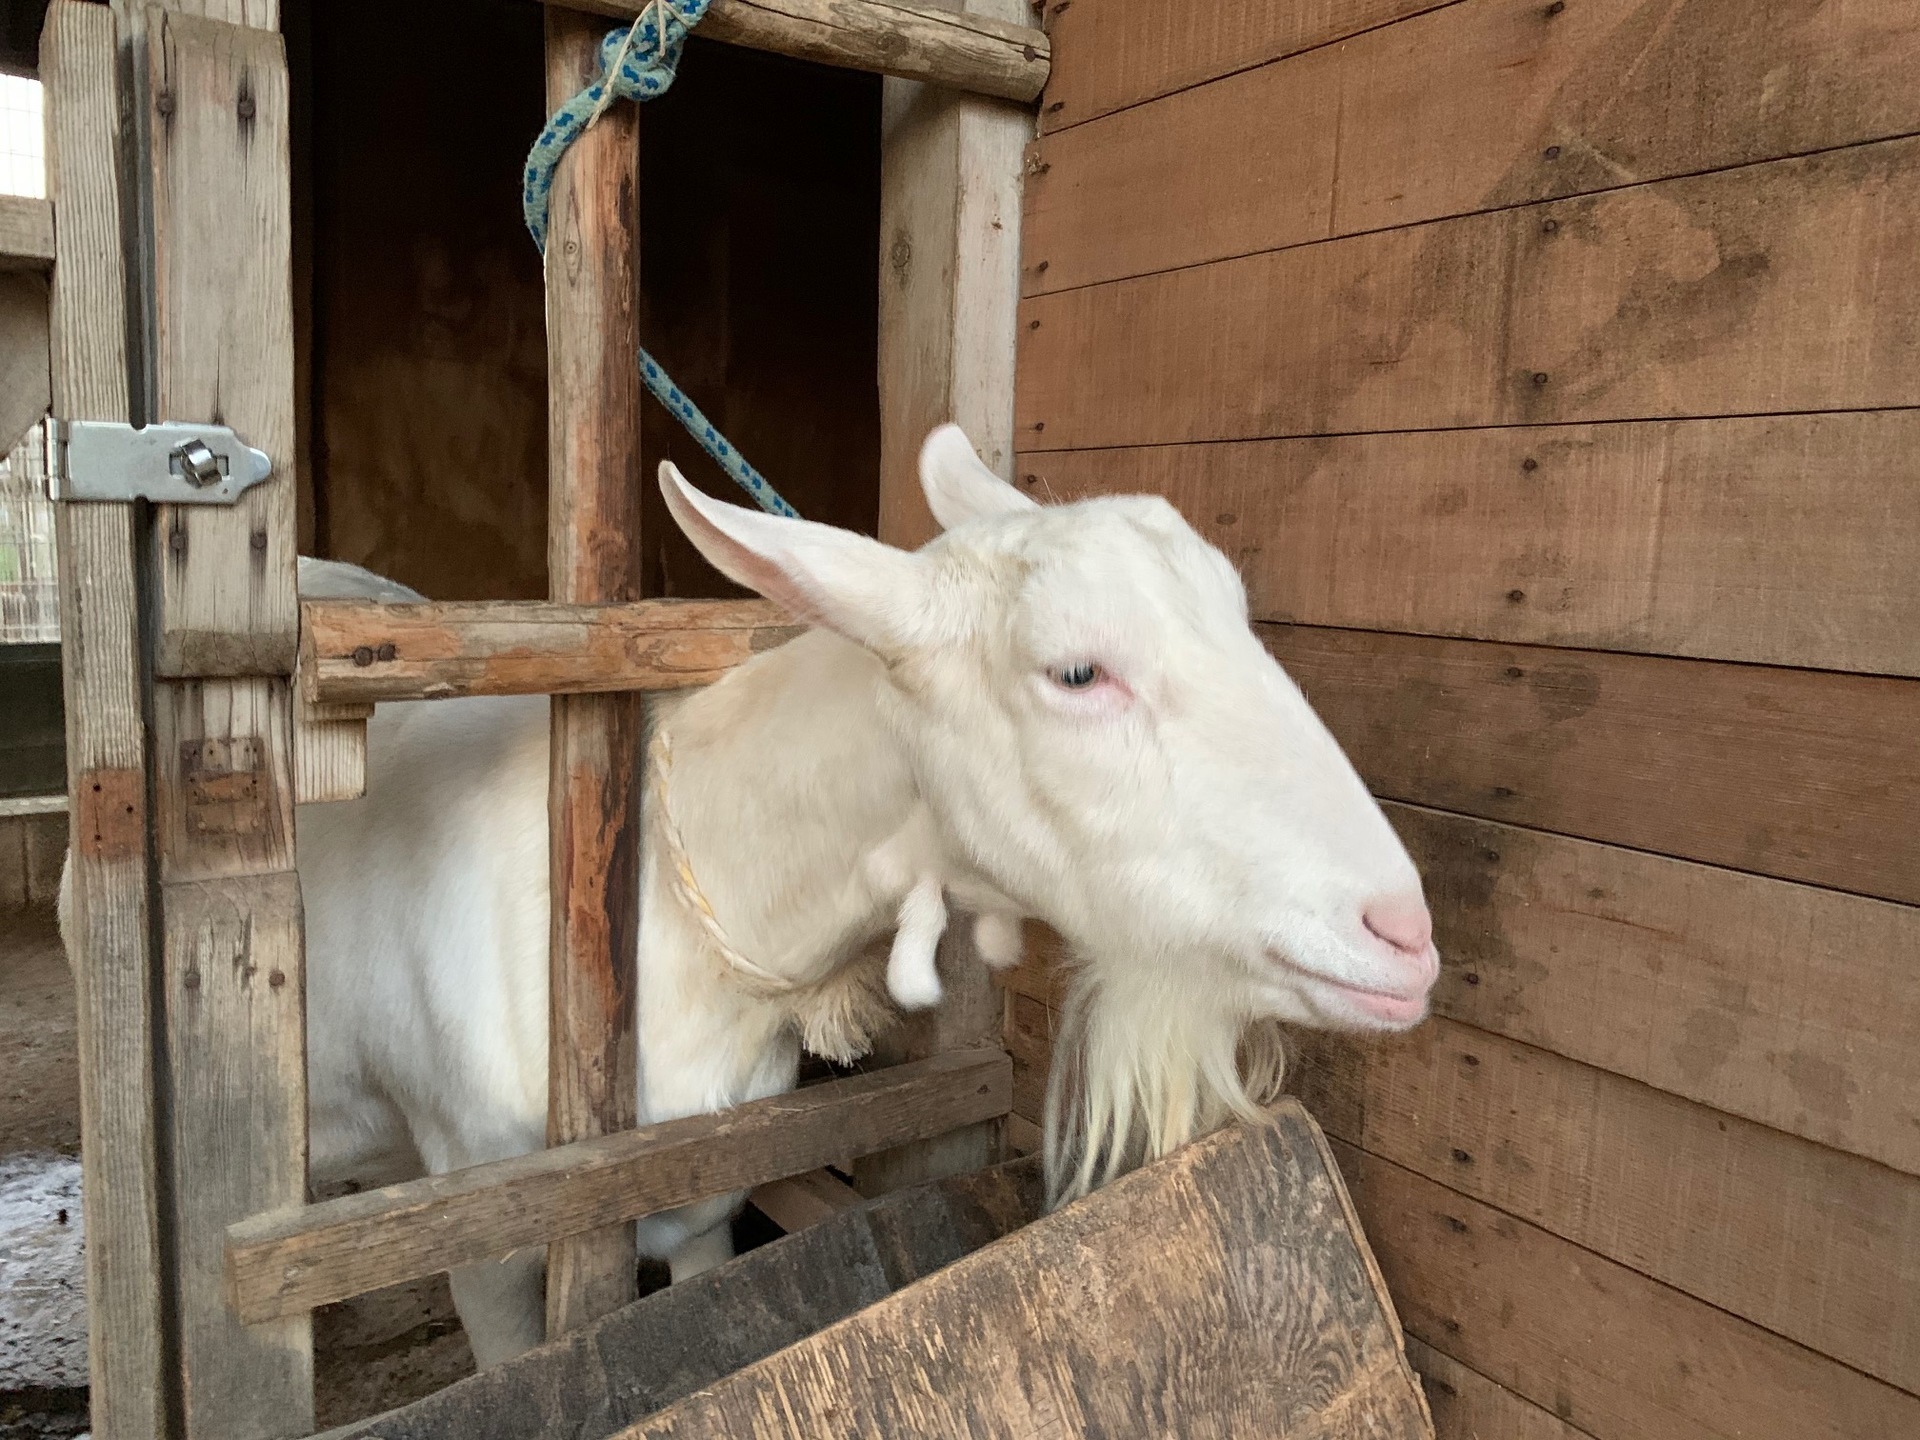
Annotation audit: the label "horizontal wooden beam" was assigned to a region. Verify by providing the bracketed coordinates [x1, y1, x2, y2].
[555, 0, 1050, 103]
[299, 596, 802, 704]
[0, 195, 54, 270]
[226, 1048, 1011, 1323]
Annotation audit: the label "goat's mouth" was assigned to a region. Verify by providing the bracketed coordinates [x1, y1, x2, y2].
[1263, 948, 1432, 1029]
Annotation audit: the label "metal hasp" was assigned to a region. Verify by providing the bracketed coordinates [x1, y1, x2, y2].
[44, 418, 273, 504]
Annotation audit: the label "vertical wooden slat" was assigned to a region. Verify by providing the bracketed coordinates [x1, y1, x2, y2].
[542, 4, 643, 1339]
[860, 0, 1030, 1193]
[122, 3, 313, 1433]
[41, 7, 170, 1436]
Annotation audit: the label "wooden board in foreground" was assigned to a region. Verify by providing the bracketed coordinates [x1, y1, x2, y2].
[623, 1102, 1435, 1439]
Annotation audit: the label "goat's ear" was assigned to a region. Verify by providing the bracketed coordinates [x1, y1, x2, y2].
[660, 462, 932, 652]
[919, 424, 1037, 531]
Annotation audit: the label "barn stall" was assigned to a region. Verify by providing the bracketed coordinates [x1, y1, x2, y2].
[1, 0, 1916, 1436]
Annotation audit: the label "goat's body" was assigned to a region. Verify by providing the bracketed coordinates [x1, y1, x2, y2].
[297, 628, 997, 1360]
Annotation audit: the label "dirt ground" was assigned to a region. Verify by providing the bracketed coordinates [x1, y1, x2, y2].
[0, 902, 476, 1434]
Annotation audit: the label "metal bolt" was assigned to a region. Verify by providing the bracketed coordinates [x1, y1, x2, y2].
[1544, 144, 1562, 160]
[1531, 371, 1550, 386]
[1541, 218, 1559, 235]
[1522, 456, 1540, 471]
[351, 646, 375, 667]
[184, 970, 201, 991]
[237, 95, 255, 120]
[250, 530, 268, 551]
[174, 438, 222, 487]
[1507, 588, 1527, 603]
[376, 642, 397, 662]
[1464, 973, 1482, 987]
[269, 970, 287, 989]
[1029, 319, 1041, 331]
[156, 92, 176, 117]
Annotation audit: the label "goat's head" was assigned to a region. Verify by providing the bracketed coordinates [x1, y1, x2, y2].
[661, 427, 1436, 1200]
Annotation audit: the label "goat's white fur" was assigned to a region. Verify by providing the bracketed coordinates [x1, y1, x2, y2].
[61, 428, 1437, 1366]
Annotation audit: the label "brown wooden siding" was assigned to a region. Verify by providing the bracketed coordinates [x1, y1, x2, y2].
[1012, 0, 1920, 1431]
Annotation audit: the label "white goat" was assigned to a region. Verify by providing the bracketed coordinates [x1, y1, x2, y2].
[61, 427, 1439, 1365]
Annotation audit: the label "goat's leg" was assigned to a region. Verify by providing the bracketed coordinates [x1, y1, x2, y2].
[448, 1250, 547, 1367]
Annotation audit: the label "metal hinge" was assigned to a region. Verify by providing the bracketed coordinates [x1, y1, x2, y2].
[45, 419, 273, 505]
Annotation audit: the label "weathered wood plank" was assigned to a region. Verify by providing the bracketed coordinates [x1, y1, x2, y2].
[0, 258, 50, 462]
[300, 597, 799, 703]
[555, 0, 1050, 103]
[226, 1049, 1012, 1324]
[1294, 1018, 1920, 1392]
[1330, 1143, 1920, 1440]
[627, 1107, 1434, 1439]
[1020, 410, 1920, 677]
[541, 0, 645, 1342]
[749, 1167, 864, 1234]
[1390, 804, 1920, 1178]
[1018, 137, 1920, 449]
[133, 5, 301, 675]
[1265, 625, 1920, 905]
[1406, 1339, 1594, 1440]
[1025, 0, 1920, 293]
[853, 0, 1026, 1197]
[0, 194, 56, 269]
[1037, 0, 1451, 134]
[40, 6, 168, 1436]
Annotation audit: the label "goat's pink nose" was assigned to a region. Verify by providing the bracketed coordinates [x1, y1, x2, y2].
[1363, 896, 1434, 960]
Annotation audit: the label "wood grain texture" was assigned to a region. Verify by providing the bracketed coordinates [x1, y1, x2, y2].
[876, 0, 1030, 545]
[559, 0, 1050, 102]
[1024, 0, 1920, 294]
[40, 7, 168, 1436]
[1036, 0, 1451, 133]
[1407, 1340, 1593, 1440]
[749, 1167, 865, 1234]
[1017, 137, 1920, 450]
[1390, 803, 1920, 1178]
[291, 713, 366, 804]
[132, 5, 300, 675]
[0, 194, 56, 269]
[1265, 625, 1920, 904]
[542, 1, 645, 1341]
[0, 270, 50, 458]
[1294, 1018, 1920, 1392]
[226, 1049, 1011, 1323]
[1330, 1143, 1920, 1440]
[626, 1107, 1434, 1439]
[300, 597, 799, 703]
[1020, 410, 1920, 677]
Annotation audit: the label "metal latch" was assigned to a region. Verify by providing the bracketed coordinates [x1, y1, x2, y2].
[45, 419, 273, 505]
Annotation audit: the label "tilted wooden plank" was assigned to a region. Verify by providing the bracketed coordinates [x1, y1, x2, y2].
[1266, 624, 1920, 906]
[541, 2, 644, 1341]
[226, 1049, 1012, 1324]
[1293, 1018, 1920, 1393]
[299, 596, 800, 703]
[624, 1107, 1434, 1439]
[1025, 0, 1920, 294]
[555, 0, 1050, 103]
[0, 268, 50, 458]
[1392, 804, 1920, 1179]
[124, 5, 314, 1433]
[1018, 137, 1920, 450]
[1404, 1339, 1592, 1440]
[1020, 411, 1920, 678]
[40, 6, 168, 1436]
[0, 195, 56, 270]
[1037, 0, 1449, 134]
[1329, 1143, 1920, 1440]
[749, 1167, 865, 1234]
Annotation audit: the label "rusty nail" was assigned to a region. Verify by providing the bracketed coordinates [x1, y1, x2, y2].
[376, 642, 397, 662]
[1544, 144, 1562, 160]
[1452, 1149, 1473, 1164]
[1505, 665, 1524, 679]
[184, 970, 201, 991]
[237, 96, 255, 120]
[1032, 421, 1045, 432]
[1483, 849, 1501, 863]
[168, 528, 187, 555]
[156, 92, 176, 116]
[1463, 1053, 1481, 1065]
[1531, 371, 1550, 386]
[250, 530, 268, 551]
[269, 970, 287, 989]
[351, 645, 375, 667]
[1507, 588, 1527, 602]
[1464, 973, 1482, 987]
[1029, 319, 1041, 330]
[1024, 43, 1038, 61]
[1046, 101, 1065, 114]
[1546, 0, 1566, 13]
[1522, 456, 1539, 471]
[1541, 218, 1559, 234]
[1035, 260, 1049, 272]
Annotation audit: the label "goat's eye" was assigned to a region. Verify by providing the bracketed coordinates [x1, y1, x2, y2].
[1052, 662, 1102, 690]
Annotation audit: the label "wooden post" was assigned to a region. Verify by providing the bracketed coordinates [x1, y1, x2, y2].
[860, 0, 1030, 1193]
[542, 4, 644, 1339]
[120, 2, 314, 1433]
[41, 7, 168, 1436]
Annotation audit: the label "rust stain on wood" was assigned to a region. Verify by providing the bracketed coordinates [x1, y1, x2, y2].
[73, 768, 145, 862]
[179, 738, 268, 839]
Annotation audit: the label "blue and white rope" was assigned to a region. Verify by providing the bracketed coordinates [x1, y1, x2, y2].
[523, 1, 799, 519]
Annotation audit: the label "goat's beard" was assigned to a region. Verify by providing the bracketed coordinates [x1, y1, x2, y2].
[1042, 957, 1287, 1208]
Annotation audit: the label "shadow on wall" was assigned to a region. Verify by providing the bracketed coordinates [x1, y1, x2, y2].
[295, 0, 881, 602]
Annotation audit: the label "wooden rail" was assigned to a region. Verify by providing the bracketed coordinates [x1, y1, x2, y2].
[0, 195, 55, 269]
[554, 0, 1050, 102]
[299, 596, 802, 704]
[226, 1049, 1011, 1323]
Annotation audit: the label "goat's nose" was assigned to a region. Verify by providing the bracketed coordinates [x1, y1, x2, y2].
[1362, 896, 1438, 981]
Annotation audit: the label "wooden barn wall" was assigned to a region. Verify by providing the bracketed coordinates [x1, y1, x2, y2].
[1008, 2, 1920, 1435]
[292, 0, 879, 601]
